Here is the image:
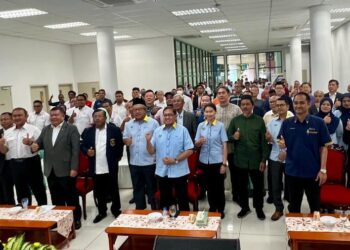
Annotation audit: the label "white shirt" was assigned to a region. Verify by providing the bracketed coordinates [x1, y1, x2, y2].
[4, 123, 40, 159]
[64, 100, 74, 110]
[66, 106, 93, 134]
[95, 125, 109, 174]
[329, 92, 337, 104]
[112, 103, 127, 120]
[51, 122, 64, 146]
[27, 111, 50, 131]
[176, 110, 184, 126]
[183, 95, 193, 112]
[154, 100, 167, 109]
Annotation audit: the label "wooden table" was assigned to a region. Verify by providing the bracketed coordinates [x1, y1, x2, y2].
[0, 206, 76, 249]
[105, 210, 221, 250]
[287, 213, 350, 250]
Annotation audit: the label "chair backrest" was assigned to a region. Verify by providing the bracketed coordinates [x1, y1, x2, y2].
[187, 149, 199, 176]
[78, 151, 90, 175]
[326, 148, 345, 183]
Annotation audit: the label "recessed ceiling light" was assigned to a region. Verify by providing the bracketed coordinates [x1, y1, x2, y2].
[188, 19, 228, 26]
[114, 35, 131, 39]
[200, 28, 233, 33]
[0, 8, 47, 19]
[81, 31, 118, 37]
[227, 48, 248, 51]
[331, 18, 346, 23]
[172, 8, 219, 16]
[301, 28, 310, 31]
[209, 34, 236, 39]
[215, 39, 241, 43]
[225, 46, 247, 49]
[330, 8, 350, 13]
[45, 22, 89, 29]
[220, 43, 244, 46]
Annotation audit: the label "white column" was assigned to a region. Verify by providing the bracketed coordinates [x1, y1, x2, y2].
[309, 5, 332, 92]
[289, 37, 302, 84]
[96, 27, 118, 99]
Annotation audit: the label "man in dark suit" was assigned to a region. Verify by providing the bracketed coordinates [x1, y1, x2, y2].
[31, 106, 82, 229]
[193, 84, 205, 111]
[173, 94, 197, 140]
[0, 112, 15, 205]
[81, 108, 123, 223]
[325, 79, 342, 109]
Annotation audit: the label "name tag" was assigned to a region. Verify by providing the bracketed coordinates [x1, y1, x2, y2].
[307, 128, 318, 135]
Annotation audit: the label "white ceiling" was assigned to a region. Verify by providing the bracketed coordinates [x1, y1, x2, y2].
[0, 0, 349, 53]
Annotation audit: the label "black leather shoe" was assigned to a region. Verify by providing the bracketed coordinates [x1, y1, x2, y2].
[256, 209, 266, 220]
[75, 220, 82, 230]
[237, 208, 251, 218]
[112, 210, 122, 218]
[220, 211, 225, 219]
[129, 198, 135, 204]
[93, 214, 107, 224]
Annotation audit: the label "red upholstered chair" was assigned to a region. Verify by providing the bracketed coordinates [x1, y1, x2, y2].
[320, 148, 350, 209]
[75, 151, 96, 220]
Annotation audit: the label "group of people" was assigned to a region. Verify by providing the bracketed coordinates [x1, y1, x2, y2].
[0, 78, 348, 229]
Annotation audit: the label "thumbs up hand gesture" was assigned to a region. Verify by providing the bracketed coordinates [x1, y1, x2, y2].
[323, 113, 331, 124]
[0, 133, 5, 146]
[31, 142, 39, 152]
[87, 147, 95, 157]
[277, 135, 286, 149]
[233, 128, 240, 140]
[22, 133, 32, 146]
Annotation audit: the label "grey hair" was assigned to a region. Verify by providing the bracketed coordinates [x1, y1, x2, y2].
[173, 94, 185, 103]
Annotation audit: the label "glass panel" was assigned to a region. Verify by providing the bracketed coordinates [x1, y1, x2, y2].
[181, 43, 188, 86]
[187, 44, 192, 86]
[192, 47, 197, 84]
[175, 40, 182, 86]
[213, 56, 225, 87]
[227, 55, 241, 82]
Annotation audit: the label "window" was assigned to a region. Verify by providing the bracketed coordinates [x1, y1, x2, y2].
[213, 56, 225, 87]
[258, 52, 282, 82]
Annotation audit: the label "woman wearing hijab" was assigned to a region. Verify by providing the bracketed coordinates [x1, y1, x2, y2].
[316, 97, 343, 145]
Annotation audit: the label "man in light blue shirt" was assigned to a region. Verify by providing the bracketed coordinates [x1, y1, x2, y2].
[266, 96, 293, 221]
[123, 98, 159, 209]
[146, 107, 194, 211]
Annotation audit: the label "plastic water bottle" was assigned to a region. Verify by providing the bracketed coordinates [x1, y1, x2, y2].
[162, 207, 168, 220]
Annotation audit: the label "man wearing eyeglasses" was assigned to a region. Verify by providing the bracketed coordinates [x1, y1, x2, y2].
[27, 100, 50, 131]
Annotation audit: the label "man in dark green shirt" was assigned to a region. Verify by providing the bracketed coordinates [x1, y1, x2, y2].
[228, 95, 269, 220]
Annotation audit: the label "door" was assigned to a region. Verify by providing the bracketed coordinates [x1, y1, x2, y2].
[0, 86, 13, 114]
[58, 84, 73, 100]
[30, 86, 49, 111]
[77, 82, 100, 101]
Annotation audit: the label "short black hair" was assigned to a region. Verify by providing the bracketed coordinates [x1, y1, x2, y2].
[33, 100, 43, 105]
[216, 86, 230, 94]
[163, 107, 176, 115]
[240, 95, 254, 105]
[294, 92, 311, 103]
[277, 96, 290, 105]
[77, 94, 87, 100]
[0, 112, 12, 117]
[102, 99, 113, 106]
[329, 79, 339, 86]
[145, 89, 154, 95]
[301, 82, 311, 88]
[275, 81, 285, 87]
[50, 106, 65, 115]
[115, 90, 124, 95]
[68, 90, 76, 96]
[164, 92, 174, 98]
[132, 87, 140, 92]
[93, 109, 107, 118]
[98, 89, 106, 93]
[12, 107, 28, 116]
[203, 103, 216, 112]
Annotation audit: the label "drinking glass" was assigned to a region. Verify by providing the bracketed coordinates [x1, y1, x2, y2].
[169, 205, 177, 220]
[21, 198, 29, 209]
[339, 210, 347, 231]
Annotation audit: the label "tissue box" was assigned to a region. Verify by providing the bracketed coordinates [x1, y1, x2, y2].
[195, 211, 208, 227]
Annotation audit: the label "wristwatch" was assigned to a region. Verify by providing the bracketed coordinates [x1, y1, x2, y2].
[320, 169, 327, 174]
[175, 158, 179, 164]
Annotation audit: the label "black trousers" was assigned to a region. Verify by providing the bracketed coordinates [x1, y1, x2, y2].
[228, 153, 240, 199]
[201, 162, 225, 212]
[269, 160, 285, 212]
[11, 155, 47, 205]
[94, 171, 121, 216]
[47, 170, 82, 221]
[158, 175, 190, 211]
[0, 160, 15, 205]
[287, 175, 320, 213]
[130, 164, 156, 210]
[237, 167, 264, 210]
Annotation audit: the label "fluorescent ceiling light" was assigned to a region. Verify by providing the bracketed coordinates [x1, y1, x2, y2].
[114, 35, 131, 39]
[215, 39, 241, 43]
[331, 18, 345, 23]
[227, 48, 248, 51]
[45, 22, 89, 29]
[80, 31, 118, 37]
[200, 28, 232, 33]
[0, 8, 47, 19]
[209, 34, 236, 39]
[330, 8, 350, 13]
[301, 27, 310, 31]
[225, 46, 247, 49]
[172, 8, 219, 16]
[188, 19, 227, 26]
[220, 42, 244, 46]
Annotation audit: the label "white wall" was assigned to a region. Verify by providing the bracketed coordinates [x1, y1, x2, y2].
[71, 36, 177, 100]
[332, 21, 350, 92]
[0, 35, 75, 110]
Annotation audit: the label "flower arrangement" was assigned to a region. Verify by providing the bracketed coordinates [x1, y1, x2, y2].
[0, 234, 57, 250]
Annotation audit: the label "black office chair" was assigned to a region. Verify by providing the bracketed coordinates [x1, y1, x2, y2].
[153, 236, 241, 250]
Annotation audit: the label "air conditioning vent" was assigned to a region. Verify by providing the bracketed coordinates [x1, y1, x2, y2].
[83, 0, 147, 8]
[271, 25, 297, 32]
[271, 44, 284, 47]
